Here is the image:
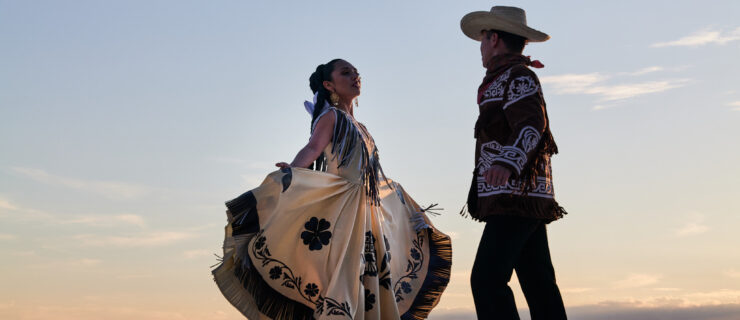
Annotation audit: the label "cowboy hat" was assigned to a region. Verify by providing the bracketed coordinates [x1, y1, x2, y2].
[460, 6, 549, 42]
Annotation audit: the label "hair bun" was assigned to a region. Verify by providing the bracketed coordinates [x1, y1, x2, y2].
[309, 64, 326, 93]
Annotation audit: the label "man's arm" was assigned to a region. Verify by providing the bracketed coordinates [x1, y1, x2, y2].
[484, 67, 547, 184]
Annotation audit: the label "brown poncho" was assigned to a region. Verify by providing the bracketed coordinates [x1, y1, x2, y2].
[465, 54, 566, 223]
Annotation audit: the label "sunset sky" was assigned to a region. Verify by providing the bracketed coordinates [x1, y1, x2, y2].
[1, 1, 739, 319]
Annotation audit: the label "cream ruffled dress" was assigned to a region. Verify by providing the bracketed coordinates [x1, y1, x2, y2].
[212, 106, 452, 320]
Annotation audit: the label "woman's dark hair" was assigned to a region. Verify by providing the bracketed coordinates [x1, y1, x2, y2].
[485, 29, 527, 53]
[308, 59, 342, 129]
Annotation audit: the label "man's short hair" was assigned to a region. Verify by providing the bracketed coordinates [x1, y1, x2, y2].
[484, 29, 527, 53]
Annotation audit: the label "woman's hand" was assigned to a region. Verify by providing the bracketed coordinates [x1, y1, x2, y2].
[275, 162, 291, 169]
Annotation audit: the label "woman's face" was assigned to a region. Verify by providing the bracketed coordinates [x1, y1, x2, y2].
[324, 60, 361, 104]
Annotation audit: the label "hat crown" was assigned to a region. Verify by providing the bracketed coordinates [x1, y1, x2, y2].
[490, 6, 527, 25]
[459, 5, 549, 42]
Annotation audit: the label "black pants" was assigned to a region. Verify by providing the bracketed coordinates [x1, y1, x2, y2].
[470, 215, 567, 320]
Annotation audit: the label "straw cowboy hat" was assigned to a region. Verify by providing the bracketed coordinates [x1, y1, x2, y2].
[461, 6, 549, 42]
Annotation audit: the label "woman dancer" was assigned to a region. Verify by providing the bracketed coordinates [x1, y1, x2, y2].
[212, 59, 451, 320]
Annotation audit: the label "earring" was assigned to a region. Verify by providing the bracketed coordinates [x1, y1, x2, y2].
[329, 92, 340, 106]
[354, 97, 359, 108]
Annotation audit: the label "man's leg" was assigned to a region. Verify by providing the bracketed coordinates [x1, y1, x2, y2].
[515, 223, 567, 320]
[471, 216, 539, 319]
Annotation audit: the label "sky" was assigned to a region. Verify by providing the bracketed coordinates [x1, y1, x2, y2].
[1, 0, 739, 319]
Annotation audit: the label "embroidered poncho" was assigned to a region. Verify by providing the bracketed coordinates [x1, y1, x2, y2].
[467, 54, 566, 222]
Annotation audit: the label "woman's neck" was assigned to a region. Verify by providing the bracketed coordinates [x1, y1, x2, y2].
[336, 101, 354, 117]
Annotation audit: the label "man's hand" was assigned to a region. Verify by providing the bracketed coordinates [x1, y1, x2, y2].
[483, 164, 511, 186]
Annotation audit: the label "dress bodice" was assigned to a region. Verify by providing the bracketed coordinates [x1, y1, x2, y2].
[312, 107, 386, 203]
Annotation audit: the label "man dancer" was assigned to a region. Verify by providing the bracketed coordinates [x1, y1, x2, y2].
[460, 6, 567, 319]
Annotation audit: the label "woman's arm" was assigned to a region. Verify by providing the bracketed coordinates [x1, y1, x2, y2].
[276, 111, 336, 169]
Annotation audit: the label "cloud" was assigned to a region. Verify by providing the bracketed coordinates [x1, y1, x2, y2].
[115, 274, 154, 280]
[725, 269, 740, 279]
[619, 66, 664, 76]
[73, 231, 196, 247]
[540, 70, 689, 105]
[613, 273, 662, 288]
[0, 196, 147, 228]
[430, 304, 740, 320]
[540, 73, 607, 94]
[0, 300, 16, 310]
[0, 233, 17, 240]
[0, 303, 200, 320]
[652, 27, 740, 47]
[31, 258, 102, 269]
[11, 167, 157, 200]
[63, 214, 146, 228]
[588, 79, 690, 101]
[183, 249, 213, 259]
[11, 250, 37, 257]
[676, 222, 710, 236]
[675, 213, 709, 236]
[728, 101, 740, 111]
[0, 196, 56, 221]
[681, 290, 740, 306]
[569, 303, 740, 320]
[0, 198, 18, 211]
[562, 287, 594, 294]
[593, 290, 740, 309]
[592, 105, 611, 111]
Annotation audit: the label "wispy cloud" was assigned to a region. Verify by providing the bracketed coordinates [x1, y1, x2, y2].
[0, 196, 147, 228]
[569, 303, 740, 320]
[652, 27, 740, 47]
[562, 287, 594, 294]
[115, 274, 154, 280]
[654, 287, 682, 292]
[588, 80, 689, 101]
[0, 198, 18, 211]
[0, 233, 17, 240]
[681, 289, 740, 307]
[613, 273, 662, 288]
[73, 231, 196, 247]
[183, 249, 213, 259]
[728, 101, 740, 111]
[63, 214, 146, 228]
[540, 73, 607, 94]
[31, 258, 102, 269]
[540, 68, 689, 107]
[593, 290, 740, 309]
[675, 213, 709, 236]
[0, 196, 54, 221]
[619, 66, 664, 76]
[724, 269, 740, 279]
[11, 167, 158, 200]
[11, 250, 37, 257]
[0, 303, 226, 320]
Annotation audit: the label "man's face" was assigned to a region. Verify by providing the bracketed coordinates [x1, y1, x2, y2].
[479, 31, 497, 68]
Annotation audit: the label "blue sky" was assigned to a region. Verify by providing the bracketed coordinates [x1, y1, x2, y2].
[1, 0, 739, 319]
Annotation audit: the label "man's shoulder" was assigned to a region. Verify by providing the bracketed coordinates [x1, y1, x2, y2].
[508, 64, 539, 81]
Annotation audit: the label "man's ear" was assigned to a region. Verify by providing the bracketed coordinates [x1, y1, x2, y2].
[490, 32, 500, 46]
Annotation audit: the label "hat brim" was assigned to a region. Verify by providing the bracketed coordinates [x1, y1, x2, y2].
[460, 11, 550, 42]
